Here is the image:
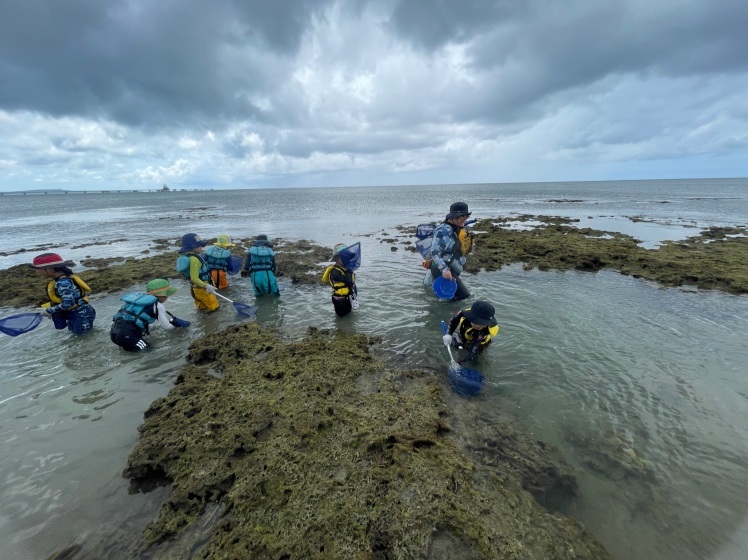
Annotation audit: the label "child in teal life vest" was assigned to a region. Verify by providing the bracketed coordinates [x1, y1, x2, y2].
[31, 253, 96, 336]
[110, 279, 189, 352]
[241, 234, 280, 297]
[204, 234, 234, 290]
[442, 300, 500, 363]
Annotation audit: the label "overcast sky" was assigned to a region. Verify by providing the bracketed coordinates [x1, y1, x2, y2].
[0, 0, 746, 192]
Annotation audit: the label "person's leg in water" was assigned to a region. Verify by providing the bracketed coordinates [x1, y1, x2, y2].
[430, 262, 470, 301]
[332, 295, 352, 317]
[67, 304, 96, 335]
[110, 319, 149, 351]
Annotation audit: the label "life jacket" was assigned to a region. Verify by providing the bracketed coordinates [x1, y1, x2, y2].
[458, 227, 474, 257]
[113, 292, 158, 331]
[46, 274, 91, 309]
[203, 246, 231, 271]
[176, 253, 211, 283]
[322, 264, 355, 296]
[248, 244, 275, 272]
[454, 314, 499, 350]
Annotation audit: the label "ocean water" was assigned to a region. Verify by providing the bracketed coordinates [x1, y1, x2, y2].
[0, 179, 747, 560]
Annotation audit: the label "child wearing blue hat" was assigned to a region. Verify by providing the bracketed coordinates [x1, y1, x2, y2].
[176, 233, 219, 311]
[241, 234, 280, 297]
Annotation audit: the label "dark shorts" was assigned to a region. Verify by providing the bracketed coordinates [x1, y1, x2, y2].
[110, 318, 149, 352]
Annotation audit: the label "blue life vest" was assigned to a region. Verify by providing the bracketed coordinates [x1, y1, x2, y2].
[113, 292, 157, 331]
[176, 254, 211, 282]
[248, 244, 275, 271]
[203, 246, 231, 271]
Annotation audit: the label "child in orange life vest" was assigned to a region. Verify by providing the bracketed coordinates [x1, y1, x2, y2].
[203, 234, 234, 290]
[442, 300, 499, 363]
[30, 253, 96, 335]
[322, 243, 357, 317]
[177, 233, 219, 311]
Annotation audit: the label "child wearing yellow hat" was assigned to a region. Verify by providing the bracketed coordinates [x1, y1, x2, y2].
[203, 234, 235, 290]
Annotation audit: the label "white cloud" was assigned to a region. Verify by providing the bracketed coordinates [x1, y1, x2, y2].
[0, 0, 746, 192]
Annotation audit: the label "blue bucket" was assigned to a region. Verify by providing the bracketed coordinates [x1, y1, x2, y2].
[433, 276, 457, 300]
[448, 366, 484, 396]
[228, 255, 243, 275]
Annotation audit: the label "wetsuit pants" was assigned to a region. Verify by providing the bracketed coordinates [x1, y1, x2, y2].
[110, 318, 149, 351]
[250, 270, 279, 297]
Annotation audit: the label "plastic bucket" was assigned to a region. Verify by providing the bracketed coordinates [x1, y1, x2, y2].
[228, 255, 243, 275]
[433, 276, 457, 299]
[448, 366, 484, 396]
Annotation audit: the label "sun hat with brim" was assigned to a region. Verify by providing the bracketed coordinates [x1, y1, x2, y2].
[331, 243, 348, 259]
[214, 234, 235, 248]
[30, 253, 74, 269]
[462, 301, 497, 327]
[446, 201, 471, 220]
[178, 233, 207, 253]
[146, 279, 178, 296]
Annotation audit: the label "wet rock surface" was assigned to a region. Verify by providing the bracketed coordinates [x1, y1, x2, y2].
[123, 324, 609, 559]
[466, 217, 748, 294]
[396, 216, 748, 294]
[0, 238, 330, 308]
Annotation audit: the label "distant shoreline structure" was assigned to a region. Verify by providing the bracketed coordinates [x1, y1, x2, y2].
[0, 185, 210, 195]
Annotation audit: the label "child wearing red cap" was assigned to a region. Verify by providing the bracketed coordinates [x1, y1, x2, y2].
[31, 253, 96, 335]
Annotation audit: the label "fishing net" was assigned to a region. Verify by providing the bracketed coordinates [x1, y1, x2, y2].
[0, 313, 43, 337]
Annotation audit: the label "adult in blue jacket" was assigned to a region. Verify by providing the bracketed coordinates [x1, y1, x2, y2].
[429, 202, 474, 301]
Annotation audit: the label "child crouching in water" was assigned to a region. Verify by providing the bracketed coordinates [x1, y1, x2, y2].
[442, 300, 500, 363]
[110, 279, 189, 352]
[31, 253, 96, 336]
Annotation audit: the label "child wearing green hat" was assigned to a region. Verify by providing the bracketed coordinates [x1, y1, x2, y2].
[110, 279, 189, 352]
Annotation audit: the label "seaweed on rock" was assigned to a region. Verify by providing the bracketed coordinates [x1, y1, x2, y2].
[124, 323, 609, 559]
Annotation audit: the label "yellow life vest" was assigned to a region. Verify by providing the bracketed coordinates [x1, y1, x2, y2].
[46, 274, 91, 307]
[458, 227, 474, 257]
[457, 316, 499, 346]
[322, 264, 354, 296]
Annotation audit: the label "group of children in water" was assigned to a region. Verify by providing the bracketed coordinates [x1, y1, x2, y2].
[29, 201, 500, 364]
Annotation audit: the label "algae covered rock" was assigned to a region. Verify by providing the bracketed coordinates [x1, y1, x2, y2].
[124, 324, 608, 559]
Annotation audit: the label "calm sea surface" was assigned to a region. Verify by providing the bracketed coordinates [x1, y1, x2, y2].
[1, 179, 747, 559]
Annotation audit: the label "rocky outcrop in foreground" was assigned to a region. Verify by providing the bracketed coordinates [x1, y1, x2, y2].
[124, 324, 609, 559]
